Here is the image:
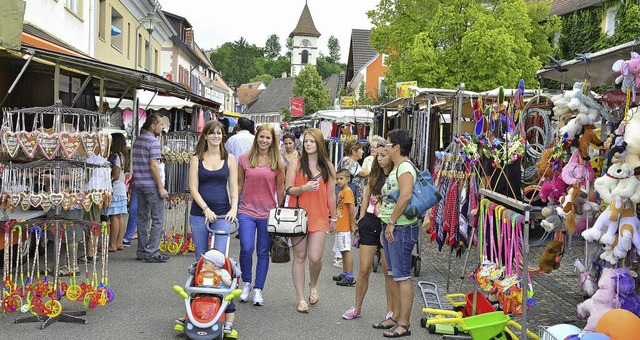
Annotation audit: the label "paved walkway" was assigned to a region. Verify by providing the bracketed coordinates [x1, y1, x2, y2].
[1, 227, 585, 339]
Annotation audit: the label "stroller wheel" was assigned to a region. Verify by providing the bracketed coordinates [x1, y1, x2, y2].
[413, 256, 421, 277]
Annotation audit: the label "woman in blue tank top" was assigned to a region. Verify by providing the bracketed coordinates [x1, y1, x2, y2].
[189, 120, 239, 260]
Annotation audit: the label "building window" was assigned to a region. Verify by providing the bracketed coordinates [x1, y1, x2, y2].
[382, 54, 389, 66]
[605, 6, 618, 37]
[301, 50, 309, 64]
[137, 33, 143, 67]
[111, 8, 123, 51]
[65, 0, 80, 16]
[126, 23, 131, 59]
[145, 39, 151, 71]
[154, 49, 159, 73]
[98, 0, 106, 39]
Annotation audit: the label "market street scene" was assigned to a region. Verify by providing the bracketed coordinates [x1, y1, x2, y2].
[2, 0, 640, 339]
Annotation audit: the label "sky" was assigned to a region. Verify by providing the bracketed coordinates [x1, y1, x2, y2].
[157, 0, 380, 63]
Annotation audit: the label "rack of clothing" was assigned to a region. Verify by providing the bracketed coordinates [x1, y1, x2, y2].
[325, 138, 371, 169]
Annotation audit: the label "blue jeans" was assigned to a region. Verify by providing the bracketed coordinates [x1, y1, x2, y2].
[124, 189, 138, 242]
[190, 215, 230, 261]
[237, 214, 271, 290]
[381, 222, 419, 281]
[135, 186, 164, 258]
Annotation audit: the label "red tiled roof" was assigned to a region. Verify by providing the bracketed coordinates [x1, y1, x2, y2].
[237, 86, 263, 105]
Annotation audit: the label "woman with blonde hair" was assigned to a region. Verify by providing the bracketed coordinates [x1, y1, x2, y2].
[285, 128, 337, 313]
[237, 124, 285, 306]
[188, 120, 239, 261]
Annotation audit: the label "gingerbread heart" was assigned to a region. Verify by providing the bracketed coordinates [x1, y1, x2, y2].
[40, 194, 52, 212]
[49, 192, 64, 206]
[9, 193, 21, 208]
[103, 191, 112, 209]
[61, 193, 74, 211]
[17, 131, 39, 158]
[98, 133, 111, 158]
[182, 151, 191, 164]
[28, 193, 43, 208]
[90, 191, 104, 209]
[59, 132, 80, 158]
[80, 194, 92, 211]
[81, 133, 100, 156]
[37, 132, 60, 160]
[2, 130, 20, 157]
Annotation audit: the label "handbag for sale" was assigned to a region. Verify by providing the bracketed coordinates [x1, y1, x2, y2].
[390, 160, 442, 220]
[561, 149, 593, 186]
[270, 236, 290, 263]
[267, 196, 308, 236]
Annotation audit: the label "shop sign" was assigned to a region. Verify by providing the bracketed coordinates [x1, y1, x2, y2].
[396, 81, 417, 99]
[340, 97, 356, 108]
[291, 97, 304, 117]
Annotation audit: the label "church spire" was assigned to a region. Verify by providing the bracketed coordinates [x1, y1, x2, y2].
[289, 2, 321, 38]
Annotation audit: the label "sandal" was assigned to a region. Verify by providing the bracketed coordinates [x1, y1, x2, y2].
[373, 318, 398, 329]
[78, 256, 94, 264]
[309, 286, 319, 305]
[383, 323, 411, 338]
[297, 300, 309, 313]
[117, 246, 125, 251]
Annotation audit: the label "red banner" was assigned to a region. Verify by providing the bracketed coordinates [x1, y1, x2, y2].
[290, 97, 304, 117]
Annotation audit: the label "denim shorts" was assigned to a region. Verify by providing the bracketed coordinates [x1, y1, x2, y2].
[381, 221, 419, 281]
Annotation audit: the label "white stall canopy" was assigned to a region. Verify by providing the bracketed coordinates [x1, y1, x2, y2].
[312, 109, 375, 124]
[98, 89, 196, 111]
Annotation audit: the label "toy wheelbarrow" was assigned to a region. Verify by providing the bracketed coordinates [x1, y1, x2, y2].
[446, 292, 496, 317]
[423, 308, 539, 340]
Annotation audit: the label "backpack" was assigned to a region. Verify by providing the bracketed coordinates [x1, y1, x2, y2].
[389, 160, 442, 220]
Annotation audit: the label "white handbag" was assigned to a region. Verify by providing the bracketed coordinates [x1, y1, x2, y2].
[267, 197, 308, 236]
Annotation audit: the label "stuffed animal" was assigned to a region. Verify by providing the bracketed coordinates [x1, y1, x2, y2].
[578, 124, 603, 160]
[538, 240, 564, 273]
[575, 259, 598, 298]
[577, 267, 617, 331]
[582, 198, 637, 246]
[558, 185, 589, 234]
[541, 204, 563, 232]
[540, 175, 568, 204]
[612, 268, 640, 317]
[536, 148, 556, 179]
[560, 117, 584, 140]
[623, 107, 640, 168]
[594, 162, 627, 204]
[610, 163, 640, 203]
[611, 214, 640, 261]
[613, 52, 640, 101]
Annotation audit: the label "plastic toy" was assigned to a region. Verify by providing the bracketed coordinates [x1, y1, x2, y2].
[173, 221, 241, 340]
[423, 308, 538, 339]
[596, 308, 640, 340]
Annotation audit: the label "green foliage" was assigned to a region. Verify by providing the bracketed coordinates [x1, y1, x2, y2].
[327, 36, 341, 63]
[279, 107, 291, 122]
[292, 65, 330, 115]
[249, 74, 274, 86]
[316, 55, 346, 79]
[264, 34, 282, 59]
[209, 37, 262, 87]
[255, 57, 291, 79]
[357, 82, 374, 106]
[367, 0, 558, 92]
[286, 37, 293, 59]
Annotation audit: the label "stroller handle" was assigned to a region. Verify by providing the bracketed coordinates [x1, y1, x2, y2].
[206, 219, 239, 235]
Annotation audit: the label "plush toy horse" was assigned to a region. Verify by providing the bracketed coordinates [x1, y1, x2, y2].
[577, 267, 617, 331]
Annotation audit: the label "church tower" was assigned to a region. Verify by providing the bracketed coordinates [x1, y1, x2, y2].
[289, 1, 321, 77]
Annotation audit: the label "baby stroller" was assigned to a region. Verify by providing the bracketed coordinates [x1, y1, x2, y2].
[173, 221, 242, 340]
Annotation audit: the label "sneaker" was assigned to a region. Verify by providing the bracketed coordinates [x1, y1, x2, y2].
[144, 254, 169, 263]
[123, 239, 131, 247]
[332, 259, 343, 268]
[253, 288, 264, 306]
[342, 307, 362, 320]
[333, 273, 345, 281]
[175, 317, 185, 326]
[223, 322, 233, 334]
[239, 282, 252, 302]
[336, 276, 356, 287]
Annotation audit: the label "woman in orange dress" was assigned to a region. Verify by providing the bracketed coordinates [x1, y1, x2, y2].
[285, 128, 337, 313]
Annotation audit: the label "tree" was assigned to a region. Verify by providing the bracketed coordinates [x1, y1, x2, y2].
[292, 65, 330, 115]
[264, 34, 281, 59]
[327, 36, 341, 63]
[285, 37, 293, 59]
[209, 37, 262, 87]
[255, 57, 291, 78]
[249, 74, 274, 86]
[367, 0, 560, 91]
[316, 55, 345, 79]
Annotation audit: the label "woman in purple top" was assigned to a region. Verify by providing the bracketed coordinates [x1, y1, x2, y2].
[189, 120, 239, 261]
[237, 124, 285, 306]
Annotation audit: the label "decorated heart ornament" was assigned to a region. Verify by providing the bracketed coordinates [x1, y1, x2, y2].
[28, 193, 43, 208]
[59, 132, 80, 158]
[49, 192, 64, 206]
[9, 193, 21, 207]
[80, 194, 92, 211]
[20, 192, 30, 211]
[2, 130, 20, 157]
[103, 191, 112, 209]
[37, 132, 60, 160]
[97, 133, 110, 158]
[40, 194, 52, 212]
[17, 131, 39, 158]
[90, 191, 104, 209]
[61, 193, 74, 211]
[81, 133, 100, 156]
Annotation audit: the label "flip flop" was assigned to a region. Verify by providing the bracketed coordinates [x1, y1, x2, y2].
[309, 286, 319, 305]
[383, 323, 411, 338]
[297, 300, 309, 313]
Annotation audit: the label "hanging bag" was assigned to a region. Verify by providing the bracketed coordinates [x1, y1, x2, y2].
[270, 236, 291, 263]
[267, 194, 308, 236]
[561, 150, 593, 186]
[390, 160, 442, 220]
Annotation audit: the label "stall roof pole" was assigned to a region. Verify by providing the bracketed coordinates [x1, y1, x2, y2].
[71, 74, 93, 107]
[0, 50, 34, 108]
[54, 63, 60, 103]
